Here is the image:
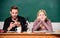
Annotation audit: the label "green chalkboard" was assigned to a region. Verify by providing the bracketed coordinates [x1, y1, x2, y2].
[0, 0, 60, 22]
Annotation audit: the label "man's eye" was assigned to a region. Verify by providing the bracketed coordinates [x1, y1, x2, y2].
[12, 12, 14, 14]
[15, 12, 18, 14]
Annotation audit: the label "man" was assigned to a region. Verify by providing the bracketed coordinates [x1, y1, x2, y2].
[3, 6, 27, 32]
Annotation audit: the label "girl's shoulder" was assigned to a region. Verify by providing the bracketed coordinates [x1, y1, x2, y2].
[46, 19, 51, 23]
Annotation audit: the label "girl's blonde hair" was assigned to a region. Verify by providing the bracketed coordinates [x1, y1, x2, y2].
[37, 9, 47, 17]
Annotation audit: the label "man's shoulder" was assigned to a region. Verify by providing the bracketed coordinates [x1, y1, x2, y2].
[5, 17, 11, 21]
[18, 16, 25, 19]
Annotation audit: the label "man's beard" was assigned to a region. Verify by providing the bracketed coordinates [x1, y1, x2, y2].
[12, 16, 17, 20]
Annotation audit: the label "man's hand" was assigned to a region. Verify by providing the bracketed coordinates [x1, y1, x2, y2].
[10, 22, 16, 27]
[14, 21, 21, 27]
[7, 22, 15, 31]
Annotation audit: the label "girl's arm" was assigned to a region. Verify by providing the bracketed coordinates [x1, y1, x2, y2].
[32, 20, 41, 31]
[42, 20, 53, 32]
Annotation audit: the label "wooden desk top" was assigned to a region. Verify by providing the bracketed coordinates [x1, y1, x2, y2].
[0, 32, 60, 36]
[0, 32, 60, 38]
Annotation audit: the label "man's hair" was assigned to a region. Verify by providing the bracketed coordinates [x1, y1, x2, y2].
[10, 5, 18, 11]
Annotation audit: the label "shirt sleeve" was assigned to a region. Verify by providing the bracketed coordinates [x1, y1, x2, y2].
[3, 19, 10, 31]
[32, 20, 41, 31]
[20, 17, 27, 32]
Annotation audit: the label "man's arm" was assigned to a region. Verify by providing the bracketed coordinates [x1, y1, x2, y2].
[21, 17, 27, 32]
[3, 19, 9, 31]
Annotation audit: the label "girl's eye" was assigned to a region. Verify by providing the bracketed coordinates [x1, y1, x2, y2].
[38, 14, 41, 16]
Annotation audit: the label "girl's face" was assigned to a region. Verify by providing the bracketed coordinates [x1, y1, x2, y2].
[37, 12, 46, 21]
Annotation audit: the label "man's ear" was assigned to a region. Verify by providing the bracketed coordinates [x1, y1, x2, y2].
[10, 11, 11, 14]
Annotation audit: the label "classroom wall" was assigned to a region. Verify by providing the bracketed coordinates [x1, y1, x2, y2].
[0, 0, 60, 22]
[0, 22, 60, 31]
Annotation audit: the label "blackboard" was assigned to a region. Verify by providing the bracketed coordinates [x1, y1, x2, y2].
[0, 0, 60, 22]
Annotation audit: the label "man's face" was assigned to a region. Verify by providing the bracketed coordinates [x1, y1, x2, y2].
[10, 9, 18, 19]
